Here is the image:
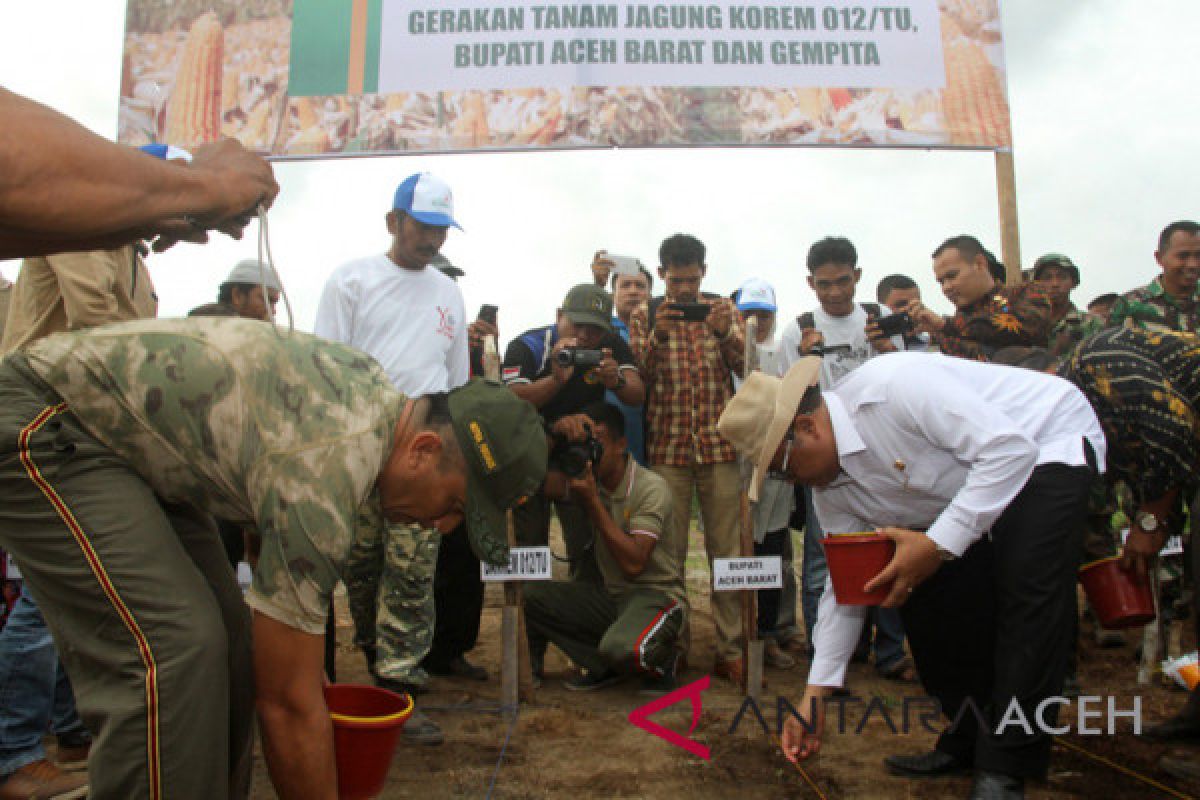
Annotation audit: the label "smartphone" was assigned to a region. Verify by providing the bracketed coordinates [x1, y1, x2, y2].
[478, 304, 498, 325]
[668, 302, 711, 322]
[608, 254, 642, 277]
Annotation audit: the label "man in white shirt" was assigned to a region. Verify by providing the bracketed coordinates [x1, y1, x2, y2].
[776, 237, 907, 672]
[313, 172, 468, 745]
[719, 354, 1104, 800]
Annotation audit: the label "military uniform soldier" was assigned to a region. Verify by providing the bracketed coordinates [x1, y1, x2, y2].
[524, 402, 687, 693]
[0, 317, 546, 800]
[1029, 253, 1104, 364]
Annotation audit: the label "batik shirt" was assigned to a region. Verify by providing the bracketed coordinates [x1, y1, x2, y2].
[934, 283, 1052, 361]
[629, 302, 745, 466]
[23, 317, 403, 634]
[1059, 327, 1200, 504]
[1108, 277, 1200, 334]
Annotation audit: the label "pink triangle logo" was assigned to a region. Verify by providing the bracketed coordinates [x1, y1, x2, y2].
[627, 676, 712, 760]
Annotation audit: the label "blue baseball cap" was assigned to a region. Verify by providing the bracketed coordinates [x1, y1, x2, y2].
[393, 172, 462, 230]
[138, 143, 193, 162]
[734, 278, 777, 313]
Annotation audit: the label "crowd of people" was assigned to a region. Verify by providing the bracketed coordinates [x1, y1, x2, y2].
[0, 87, 1197, 800]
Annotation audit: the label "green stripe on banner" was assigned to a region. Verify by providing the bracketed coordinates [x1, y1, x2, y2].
[289, 1, 352, 97]
[363, 0, 383, 94]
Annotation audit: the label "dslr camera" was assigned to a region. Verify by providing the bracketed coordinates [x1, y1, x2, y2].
[875, 311, 915, 338]
[549, 430, 604, 478]
[555, 347, 604, 369]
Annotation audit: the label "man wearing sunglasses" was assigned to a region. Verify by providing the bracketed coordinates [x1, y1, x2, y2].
[719, 354, 1104, 800]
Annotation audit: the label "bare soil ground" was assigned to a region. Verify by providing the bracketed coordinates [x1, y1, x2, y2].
[250, 530, 1199, 799]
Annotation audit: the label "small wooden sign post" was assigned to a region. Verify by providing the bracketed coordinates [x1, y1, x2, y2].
[738, 316, 764, 699]
[483, 335, 535, 706]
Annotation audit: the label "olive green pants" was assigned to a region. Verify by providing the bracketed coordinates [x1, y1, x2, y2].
[0, 359, 253, 800]
[524, 581, 685, 677]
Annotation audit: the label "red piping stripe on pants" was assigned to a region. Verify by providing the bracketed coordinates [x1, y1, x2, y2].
[18, 403, 162, 800]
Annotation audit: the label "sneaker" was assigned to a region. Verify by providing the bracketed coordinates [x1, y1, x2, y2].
[639, 655, 680, 696]
[401, 709, 444, 746]
[764, 639, 797, 670]
[54, 731, 91, 772]
[563, 668, 622, 692]
[0, 759, 88, 800]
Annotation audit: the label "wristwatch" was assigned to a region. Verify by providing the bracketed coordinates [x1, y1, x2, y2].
[613, 372, 627, 391]
[1135, 510, 1162, 534]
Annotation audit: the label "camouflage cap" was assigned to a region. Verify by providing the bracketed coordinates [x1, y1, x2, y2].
[1032, 253, 1080, 285]
[448, 378, 548, 565]
[561, 284, 614, 333]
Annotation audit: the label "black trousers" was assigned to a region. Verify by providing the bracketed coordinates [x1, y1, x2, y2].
[900, 460, 1092, 779]
[422, 520, 484, 670]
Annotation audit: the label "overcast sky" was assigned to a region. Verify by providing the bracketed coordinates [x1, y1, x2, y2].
[2, 1, 1197, 341]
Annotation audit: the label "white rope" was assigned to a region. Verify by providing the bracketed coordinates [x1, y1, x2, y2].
[256, 205, 295, 335]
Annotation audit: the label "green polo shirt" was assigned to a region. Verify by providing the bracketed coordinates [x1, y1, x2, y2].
[594, 457, 686, 607]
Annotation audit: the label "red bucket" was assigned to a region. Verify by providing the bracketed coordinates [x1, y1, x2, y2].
[1078, 557, 1155, 629]
[823, 534, 896, 606]
[324, 684, 413, 800]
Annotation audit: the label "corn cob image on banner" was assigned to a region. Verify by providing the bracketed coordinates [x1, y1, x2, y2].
[118, 0, 1012, 156]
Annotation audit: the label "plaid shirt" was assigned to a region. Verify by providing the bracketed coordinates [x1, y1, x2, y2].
[629, 300, 745, 466]
[1108, 277, 1200, 334]
[934, 282, 1051, 361]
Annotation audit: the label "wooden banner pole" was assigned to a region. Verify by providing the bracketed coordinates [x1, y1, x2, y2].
[994, 149, 1023, 286]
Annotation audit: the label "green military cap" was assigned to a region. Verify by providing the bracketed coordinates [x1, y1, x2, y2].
[1032, 253, 1080, 285]
[448, 378, 548, 566]
[561, 284, 614, 333]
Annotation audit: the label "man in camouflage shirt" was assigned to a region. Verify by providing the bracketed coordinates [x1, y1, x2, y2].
[1030, 253, 1104, 363]
[909, 235, 1052, 361]
[1109, 220, 1200, 333]
[0, 318, 546, 800]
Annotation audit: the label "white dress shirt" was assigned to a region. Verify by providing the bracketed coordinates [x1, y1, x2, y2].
[807, 352, 1105, 687]
[314, 253, 469, 395]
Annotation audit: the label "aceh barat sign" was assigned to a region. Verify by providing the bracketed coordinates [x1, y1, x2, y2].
[117, 0, 1012, 157]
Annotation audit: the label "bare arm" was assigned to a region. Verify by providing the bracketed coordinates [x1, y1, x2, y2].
[0, 88, 277, 255]
[253, 611, 338, 800]
[572, 469, 655, 578]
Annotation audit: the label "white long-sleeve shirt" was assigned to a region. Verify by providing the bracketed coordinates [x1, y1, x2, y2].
[314, 253, 469, 395]
[806, 352, 1105, 687]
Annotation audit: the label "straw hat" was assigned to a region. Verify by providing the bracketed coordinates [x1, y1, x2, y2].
[718, 357, 821, 501]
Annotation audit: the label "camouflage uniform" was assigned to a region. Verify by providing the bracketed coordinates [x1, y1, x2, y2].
[1108, 277, 1200, 334]
[0, 318, 403, 800]
[342, 516, 440, 684]
[1046, 305, 1106, 365]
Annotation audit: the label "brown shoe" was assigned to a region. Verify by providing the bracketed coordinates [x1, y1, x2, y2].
[714, 657, 745, 686]
[0, 759, 88, 800]
[54, 733, 91, 772]
[764, 639, 797, 670]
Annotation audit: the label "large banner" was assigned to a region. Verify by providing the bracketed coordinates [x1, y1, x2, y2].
[118, 0, 1011, 157]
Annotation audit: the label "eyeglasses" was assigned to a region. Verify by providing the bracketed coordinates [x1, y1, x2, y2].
[767, 430, 795, 481]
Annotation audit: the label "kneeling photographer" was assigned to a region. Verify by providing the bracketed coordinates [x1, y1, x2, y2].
[502, 284, 644, 582]
[524, 402, 688, 692]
